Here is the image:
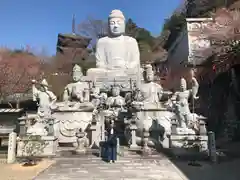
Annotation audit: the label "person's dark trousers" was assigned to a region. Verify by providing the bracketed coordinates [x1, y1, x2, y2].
[107, 145, 117, 162]
[106, 132, 117, 162]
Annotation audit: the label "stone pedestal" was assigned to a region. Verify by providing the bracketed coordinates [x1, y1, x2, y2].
[52, 110, 93, 144]
[17, 135, 57, 157]
[18, 118, 26, 136]
[7, 132, 17, 164]
[170, 134, 208, 155]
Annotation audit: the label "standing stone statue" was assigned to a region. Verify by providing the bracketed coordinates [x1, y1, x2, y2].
[63, 64, 89, 103]
[32, 79, 57, 117]
[189, 69, 199, 100]
[87, 9, 141, 79]
[172, 77, 199, 128]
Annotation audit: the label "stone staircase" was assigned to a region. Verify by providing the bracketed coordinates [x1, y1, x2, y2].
[55, 145, 164, 159]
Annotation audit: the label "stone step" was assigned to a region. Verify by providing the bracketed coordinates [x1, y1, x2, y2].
[35, 157, 185, 180]
[55, 146, 166, 160]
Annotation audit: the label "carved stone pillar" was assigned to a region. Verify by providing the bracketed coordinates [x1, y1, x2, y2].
[208, 131, 217, 163]
[142, 128, 150, 156]
[100, 114, 105, 141]
[129, 116, 138, 149]
[117, 137, 120, 155]
[48, 117, 55, 136]
[7, 132, 17, 164]
[90, 115, 98, 148]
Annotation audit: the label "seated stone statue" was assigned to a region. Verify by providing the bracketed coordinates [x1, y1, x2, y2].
[132, 64, 171, 109]
[60, 64, 93, 110]
[32, 79, 57, 117]
[90, 84, 108, 107]
[106, 85, 125, 108]
[87, 9, 141, 84]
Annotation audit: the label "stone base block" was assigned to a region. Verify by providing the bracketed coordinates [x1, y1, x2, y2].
[170, 134, 208, 154]
[75, 148, 87, 155]
[141, 147, 152, 156]
[17, 135, 57, 157]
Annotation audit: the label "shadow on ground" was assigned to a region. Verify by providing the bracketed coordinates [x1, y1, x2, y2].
[160, 142, 240, 180]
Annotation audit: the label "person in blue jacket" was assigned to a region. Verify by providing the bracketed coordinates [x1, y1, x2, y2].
[106, 120, 117, 163]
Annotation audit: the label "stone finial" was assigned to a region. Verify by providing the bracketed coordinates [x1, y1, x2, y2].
[40, 79, 49, 87]
[109, 9, 125, 20]
[73, 64, 82, 72]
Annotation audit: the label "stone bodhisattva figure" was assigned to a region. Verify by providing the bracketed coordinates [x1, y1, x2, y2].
[133, 64, 171, 109]
[63, 64, 89, 103]
[32, 79, 57, 117]
[106, 86, 125, 108]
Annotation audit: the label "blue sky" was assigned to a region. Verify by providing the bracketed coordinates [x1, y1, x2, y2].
[0, 0, 181, 55]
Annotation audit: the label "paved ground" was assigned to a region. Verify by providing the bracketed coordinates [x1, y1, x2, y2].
[34, 156, 187, 180]
[0, 159, 54, 180]
[173, 159, 240, 180]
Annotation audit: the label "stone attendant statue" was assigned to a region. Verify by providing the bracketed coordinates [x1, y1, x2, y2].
[32, 79, 57, 117]
[133, 64, 171, 109]
[90, 83, 108, 107]
[104, 85, 126, 119]
[172, 77, 199, 128]
[87, 9, 141, 77]
[63, 64, 89, 103]
[106, 85, 125, 108]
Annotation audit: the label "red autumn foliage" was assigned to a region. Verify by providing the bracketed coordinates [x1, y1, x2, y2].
[0, 49, 43, 98]
[190, 8, 240, 59]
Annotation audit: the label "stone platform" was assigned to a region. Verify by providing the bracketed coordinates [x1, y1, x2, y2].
[34, 154, 187, 180]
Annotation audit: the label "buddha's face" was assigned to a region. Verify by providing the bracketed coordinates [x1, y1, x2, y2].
[112, 87, 120, 96]
[144, 72, 154, 82]
[109, 17, 125, 36]
[180, 82, 187, 91]
[40, 85, 47, 92]
[73, 71, 82, 82]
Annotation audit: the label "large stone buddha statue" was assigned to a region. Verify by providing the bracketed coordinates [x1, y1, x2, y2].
[87, 9, 141, 78]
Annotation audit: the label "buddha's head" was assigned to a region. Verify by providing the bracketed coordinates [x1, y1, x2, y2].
[39, 79, 48, 92]
[72, 64, 83, 82]
[111, 86, 120, 97]
[180, 78, 187, 91]
[143, 64, 154, 83]
[108, 9, 125, 37]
